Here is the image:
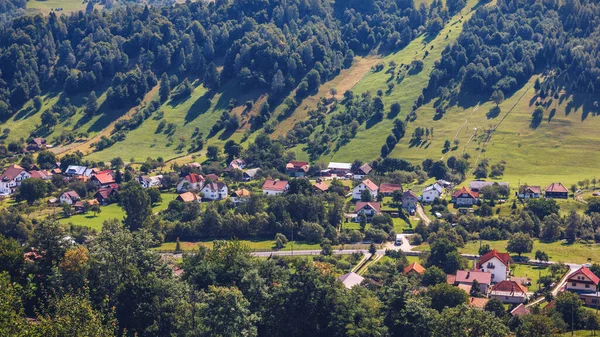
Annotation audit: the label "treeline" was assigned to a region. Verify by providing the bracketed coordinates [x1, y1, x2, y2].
[425, 0, 600, 108]
[0, 0, 25, 24]
[0, 0, 454, 123]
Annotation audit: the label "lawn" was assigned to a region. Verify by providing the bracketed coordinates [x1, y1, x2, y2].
[155, 240, 324, 252]
[59, 192, 177, 231]
[510, 264, 550, 291]
[455, 239, 600, 264]
[27, 0, 92, 14]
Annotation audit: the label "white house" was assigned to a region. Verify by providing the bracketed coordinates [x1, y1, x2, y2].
[422, 183, 443, 202]
[201, 182, 228, 200]
[176, 173, 205, 193]
[566, 266, 600, 293]
[327, 162, 352, 176]
[60, 190, 81, 205]
[354, 202, 381, 221]
[452, 187, 479, 207]
[454, 270, 492, 294]
[0, 165, 31, 195]
[139, 175, 163, 188]
[262, 179, 289, 196]
[339, 272, 364, 289]
[353, 163, 372, 180]
[489, 280, 528, 304]
[476, 249, 510, 283]
[352, 179, 378, 200]
[518, 186, 541, 199]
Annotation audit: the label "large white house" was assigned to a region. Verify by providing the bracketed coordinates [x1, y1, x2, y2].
[176, 173, 205, 193]
[201, 182, 228, 200]
[60, 190, 81, 205]
[566, 266, 600, 292]
[476, 249, 510, 283]
[422, 183, 443, 202]
[0, 165, 31, 195]
[489, 280, 528, 304]
[139, 175, 163, 188]
[262, 179, 289, 196]
[352, 179, 378, 200]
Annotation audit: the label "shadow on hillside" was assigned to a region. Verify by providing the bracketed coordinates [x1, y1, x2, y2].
[13, 106, 36, 121]
[185, 92, 212, 124]
[87, 100, 129, 133]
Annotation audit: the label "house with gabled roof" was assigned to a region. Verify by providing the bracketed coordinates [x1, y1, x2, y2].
[95, 187, 118, 205]
[27, 137, 47, 151]
[545, 182, 569, 199]
[313, 181, 329, 193]
[327, 162, 352, 176]
[404, 262, 426, 276]
[227, 158, 246, 171]
[402, 190, 418, 211]
[231, 189, 251, 204]
[29, 170, 52, 180]
[489, 280, 528, 304]
[510, 303, 531, 317]
[339, 272, 364, 289]
[0, 165, 31, 195]
[60, 190, 81, 205]
[353, 163, 372, 179]
[518, 185, 541, 199]
[452, 187, 479, 206]
[354, 202, 381, 221]
[566, 266, 600, 293]
[176, 173, 205, 193]
[262, 179, 289, 196]
[243, 168, 261, 181]
[455, 270, 492, 294]
[285, 161, 310, 177]
[91, 172, 115, 188]
[176, 192, 201, 203]
[139, 175, 163, 188]
[476, 249, 510, 283]
[201, 182, 228, 200]
[379, 183, 402, 196]
[352, 179, 378, 200]
[422, 183, 443, 203]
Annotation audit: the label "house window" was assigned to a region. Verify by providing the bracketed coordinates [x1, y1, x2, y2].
[586, 285, 590, 288]
[572, 282, 577, 286]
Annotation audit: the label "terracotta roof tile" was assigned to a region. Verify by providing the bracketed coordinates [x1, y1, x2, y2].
[568, 266, 600, 285]
[404, 262, 426, 275]
[478, 249, 511, 268]
[362, 179, 378, 191]
[355, 202, 381, 213]
[545, 182, 568, 193]
[262, 179, 289, 192]
[380, 183, 402, 194]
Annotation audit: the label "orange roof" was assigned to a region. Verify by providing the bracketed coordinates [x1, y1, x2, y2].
[491, 280, 528, 295]
[362, 179, 378, 191]
[355, 202, 381, 213]
[262, 179, 289, 191]
[93, 172, 115, 185]
[185, 173, 204, 184]
[452, 186, 477, 199]
[233, 189, 251, 197]
[469, 297, 489, 309]
[478, 249, 511, 268]
[177, 192, 201, 203]
[380, 183, 402, 194]
[314, 181, 329, 192]
[446, 274, 456, 284]
[404, 262, 426, 275]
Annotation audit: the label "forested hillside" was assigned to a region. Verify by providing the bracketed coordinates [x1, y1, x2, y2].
[0, 0, 26, 24]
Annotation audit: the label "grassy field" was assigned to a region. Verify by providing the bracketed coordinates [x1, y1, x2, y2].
[153, 239, 367, 252]
[440, 239, 600, 264]
[510, 264, 550, 291]
[27, 0, 91, 14]
[58, 192, 177, 230]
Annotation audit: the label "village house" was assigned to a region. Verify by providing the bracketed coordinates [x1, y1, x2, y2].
[139, 175, 163, 188]
[29, 170, 52, 180]
[285, 161, 310, 177]
[379, 183, 403, 196]
[354, 201, 381, 221]
[454, 270, 492, 294]
[353, 163, 372, 180]
[176, 192, 201, 203]
[518, 185, 541, 199]
[60, 190, 81, 205]
[404, 262, 426, 277]
[352, 179, 378, 200]
[176, 173, 205, 193]
[205, 173, 220, 181]
[545, 182, 569, 199]
[73, 199, 99, 214]
[327, 162, 352, 176]
[339, 272, 364, 289]
[64, 165, 94, 178]
[91, 172, 115, 188]
[422, 183, 443, 203]
[0, 165, 31, 195]
[243, 168, 261, 181]
[476, 249, 510, 283]
[468, 181, 509, 193]
[27, 137, 47, 151]
[452, 187, 479, 207]
[262, 179, 289, 196]
[402, 190, 418, 212]
[510, 303, 531, 317]
[227, 158, 246, 171]
[566, 266, 600, 293]
[313, 181, 329, 193]
[231, 189, 251, 204]
[468, 297, 489, 310]
[201, 182, 228, 200]
[95, 187, 118, 205]
[489, 280, 528, 304]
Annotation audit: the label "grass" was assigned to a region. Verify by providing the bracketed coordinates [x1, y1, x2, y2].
[26, 0, 93, 14]
[318, 0, 480, 163]
[510, 264, 550, 291]
[58, 192, 177, 230]
[440, 239, 600, 264]
[155, 240, 322, 252]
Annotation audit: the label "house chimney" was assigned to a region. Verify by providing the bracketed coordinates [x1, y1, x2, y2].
[466, 271, 470, 279]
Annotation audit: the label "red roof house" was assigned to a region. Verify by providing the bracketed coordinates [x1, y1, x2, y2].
[262, 179, 289, 195]
[545, 182, 569, 199]
[379, 183, 403, 196]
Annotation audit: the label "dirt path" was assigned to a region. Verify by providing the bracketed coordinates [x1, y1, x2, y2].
[416, 204, 431, 225]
